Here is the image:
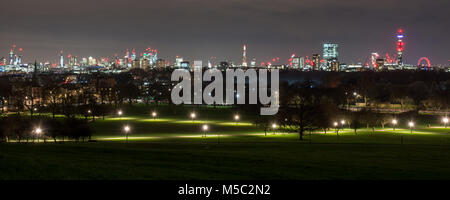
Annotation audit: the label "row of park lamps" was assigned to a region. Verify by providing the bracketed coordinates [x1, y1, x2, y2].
[119, 110, 243, 143]
[24, 110, 450, 143]
[331, 117, 449, 134]
[116, 109, 448, 142]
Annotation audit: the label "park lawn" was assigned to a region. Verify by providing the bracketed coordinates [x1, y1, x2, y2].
[1, 141, 450, 180]
[3, 106, 450, 180]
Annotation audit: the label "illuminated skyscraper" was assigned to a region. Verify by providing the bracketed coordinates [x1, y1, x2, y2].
[312, 54, 320, 71]
[299, 57, 305, 69]
[60, 50, 64, 68]
[323, 43, 339, 70]
[175, 57, 183, 68]
[242, 44, 247, 67]
[292, 57, 300, 69]
[396, 29, 404, 66]
[9, 49, 14, 65]
[156, 59, 166, 69]
[250, 58, 256, 68]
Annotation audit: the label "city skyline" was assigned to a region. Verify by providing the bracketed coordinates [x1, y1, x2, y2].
[0, 0, 449, 65]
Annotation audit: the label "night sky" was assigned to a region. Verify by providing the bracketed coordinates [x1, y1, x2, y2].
[1, 0, 449, 65]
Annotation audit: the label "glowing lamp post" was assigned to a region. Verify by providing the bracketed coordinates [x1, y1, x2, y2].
[408, 121, 414, 134]
[443, 117, 449, 128]
[123, 125, 130, 143]
[334, 122, 339, 135]
[341, 120, 346, 129]
[202, 124, 208, 138]
[152, 111, 157, 120]
[272, 123, 277, 134]
[190, 112, 196, 123]
[234, 115, 240, 125]
[34, 128, 42, 142]
[118, 110, 123, 121]
[392, 119, 398, 131]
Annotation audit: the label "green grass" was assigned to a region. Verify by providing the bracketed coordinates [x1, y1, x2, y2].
[1, 142, 450, 180]
[1, 105, 450, 180]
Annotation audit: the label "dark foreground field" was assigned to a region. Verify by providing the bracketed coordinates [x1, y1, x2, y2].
[1, 141, 450, 180]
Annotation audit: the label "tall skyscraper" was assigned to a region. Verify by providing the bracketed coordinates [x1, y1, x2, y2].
[156, 59, 166, 69]
[396, 29, 404, 66]
[292, 57, 300, 69]
[242, 44, 247, 67]
[299, 57, 305, 69]
[312, 54, 320, 71]
[250, 58, 256, 68]
[9, 49, 14, 65]
[175, 57, 183, 68]
[323, 43, 338, 60]
[323, 43, 339, 70]
[60, 50, 64, 68]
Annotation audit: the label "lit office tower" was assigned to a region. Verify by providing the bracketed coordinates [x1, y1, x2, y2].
[323, 43, 338, 68]
[242, 44, 247, 67]
[250, 58, 256, 68]
[396, 29, 404, 66]
[131, 49, 136, 61]
[60, 50, 64, 67]
[299, 57, 305, 69]
[312, 54, 320, 71]
[292, 57, 300, 69]
[156, 59, 166, 69]
[9, 49, 14, 65]
[175, 57, 183, 68]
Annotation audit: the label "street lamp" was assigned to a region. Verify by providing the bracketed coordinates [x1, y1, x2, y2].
[190, 112, 196, 122]
[334, 122, 339, 135]
[123, 125, 130, 142]
[234, 114, 240, 125]
[392, 119, 398, 131]
[34, 128, 42, 142]
[272, 123, 277, 134]
[442, 117, 449, 128]
[117, 110, 123, 119]
[341, 120, 346, 129]
[202, 124, 208, 137]
[152, 111, 157, 120]
[408, 121, 414, 134]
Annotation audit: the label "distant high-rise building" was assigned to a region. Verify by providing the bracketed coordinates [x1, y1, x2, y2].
[323, 43, 338, 69]
[292, 57, 300, 69]
[207, 60, 212, 68]
[323, 43, 338, 60]
[242, 44, 247, 67]
[180, 61, 190, 69]
[219, 61, 229, 70]
[330, 61, 340, 72]
[60, 50, 64, 68]
[132, 59, 140, 68]
[9, 49, 14, 65]
[175, 57, 183, 68]
[376, 58, 385, 69]
[396, 29, 404, 66]
[156, 59, 166, 69]
[312, 54, 320, 71]
[299, 57, 305, 69]
[250, 58, 256, 68]
[140, 58, 150, 69]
